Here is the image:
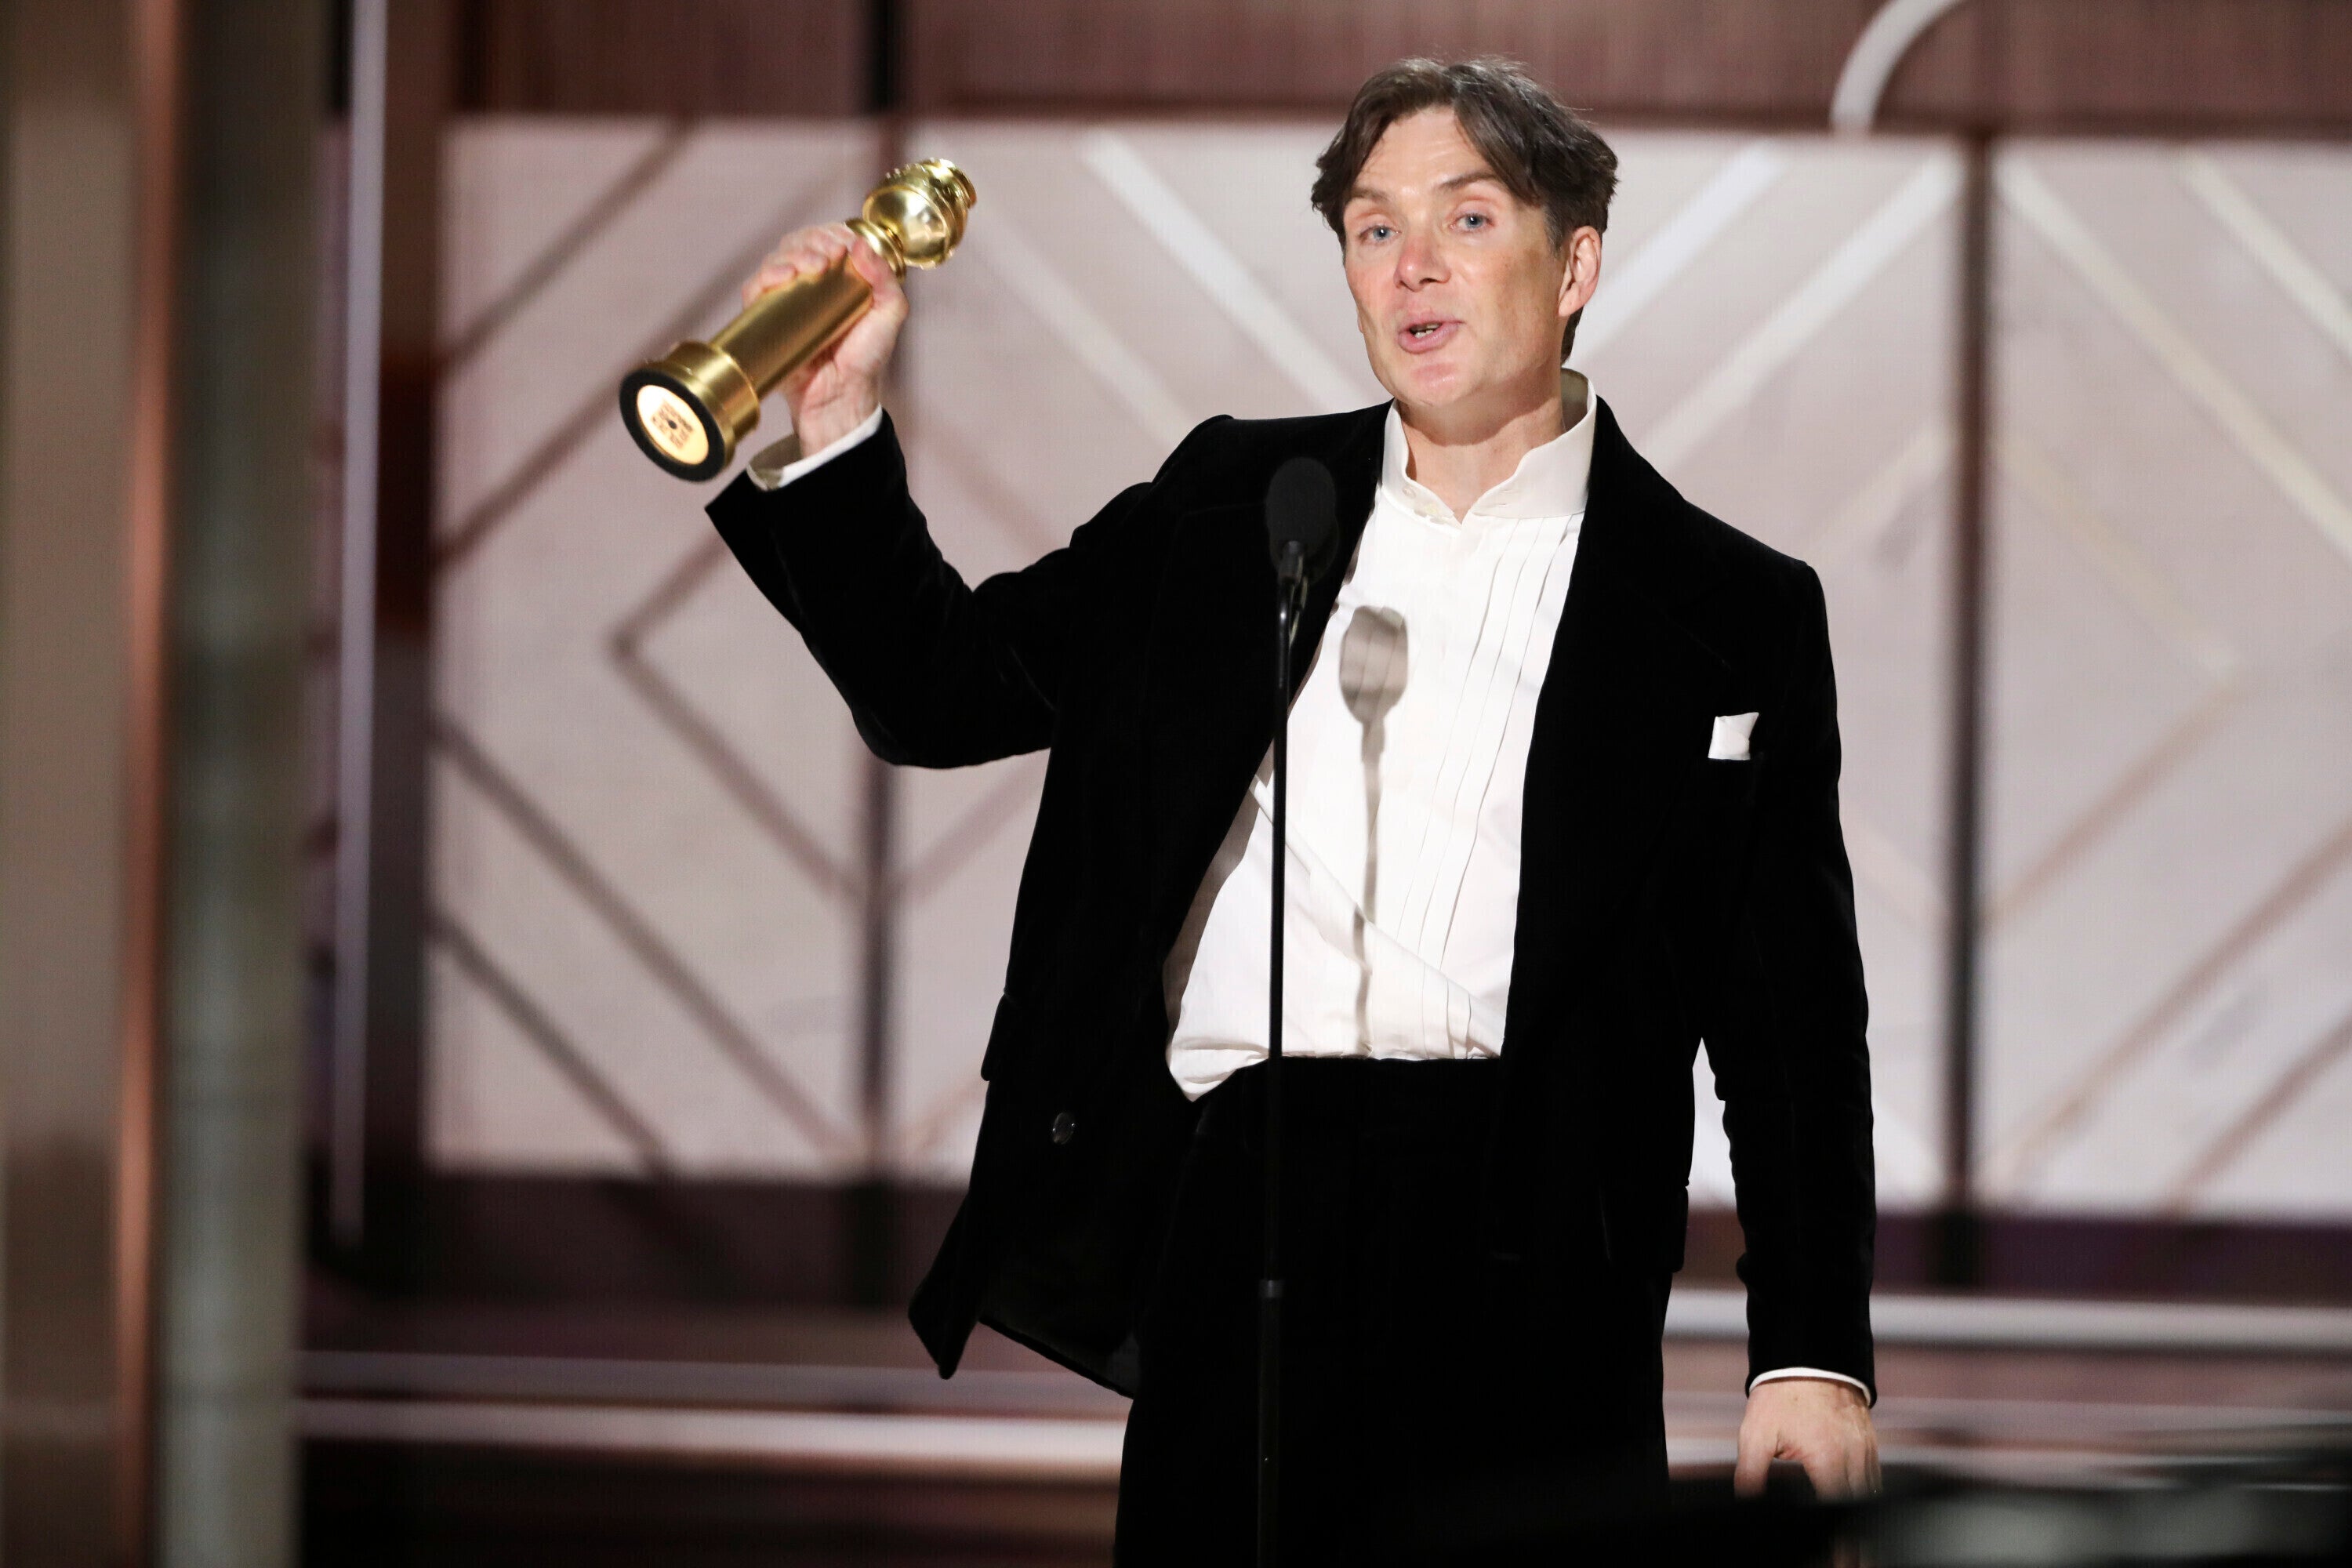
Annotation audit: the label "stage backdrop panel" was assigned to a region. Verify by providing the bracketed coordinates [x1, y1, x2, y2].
[428, 118, 1960, 1210]
[1978, 141, 2352, 1218]
[432, 121, 883, 1176]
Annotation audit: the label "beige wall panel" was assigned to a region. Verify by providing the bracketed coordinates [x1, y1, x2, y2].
[439, 118, 682, 339]
[432, 121, 878, 1176]
[425, 945, 649, 1169]
[1981, 142, 2352, 1216]
[892, 766, 1046, 1178]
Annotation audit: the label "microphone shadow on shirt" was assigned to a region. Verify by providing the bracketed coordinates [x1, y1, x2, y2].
[1337, 605, 1409, 1048]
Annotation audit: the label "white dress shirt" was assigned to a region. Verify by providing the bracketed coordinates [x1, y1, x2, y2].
[750, 383, 1864, 1401]
[1162, 372, 1595, 1099]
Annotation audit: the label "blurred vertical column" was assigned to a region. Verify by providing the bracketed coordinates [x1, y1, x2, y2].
[150, 1, 318, 1565]
[0, 0, 153, 1561]
[1936, 129, 1994, 1287]
[328, 0, 389, 1254]
[333, 0, 450, 1284]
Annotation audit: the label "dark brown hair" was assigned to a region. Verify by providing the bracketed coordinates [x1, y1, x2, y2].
[1312, 57, 1618, 359]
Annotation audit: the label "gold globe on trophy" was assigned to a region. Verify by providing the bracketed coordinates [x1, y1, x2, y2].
[619, 158, 976, 481]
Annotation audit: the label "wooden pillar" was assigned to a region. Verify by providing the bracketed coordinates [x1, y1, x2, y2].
[0, 0, 158, 1559]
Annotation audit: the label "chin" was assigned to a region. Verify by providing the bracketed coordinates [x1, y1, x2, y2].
[1396, 361, 1476, 408]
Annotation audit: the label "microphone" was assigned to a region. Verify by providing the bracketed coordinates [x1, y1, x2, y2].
[1265, 456, 1338, 599]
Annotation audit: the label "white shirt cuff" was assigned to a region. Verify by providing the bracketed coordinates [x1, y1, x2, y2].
[746, 405, 884, 491]
[1748, 1367, 1873, 1403]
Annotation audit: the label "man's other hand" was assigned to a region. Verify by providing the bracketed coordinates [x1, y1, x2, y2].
[740, 221, 909, 461]
[1733, 1377, 1880, 1501]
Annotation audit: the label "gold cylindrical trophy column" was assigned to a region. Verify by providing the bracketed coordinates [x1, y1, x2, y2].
[620, 159, 976, 481]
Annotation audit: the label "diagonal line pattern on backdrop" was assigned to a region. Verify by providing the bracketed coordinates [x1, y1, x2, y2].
[607, 535, 861, 906]
[441, 121, 699, 376]
[1991, 810, 2352, 1194]
[435, 183, 840, 575]
[429, 904, 676, 1175]
[2163, 1001, 2352, 1211]
[1982, 433, 2248, 928]
[1798, 416, 1951, 568]
[1985, 681, 2242, 933]
[1998, 434, 2241, 681]
[1790, 418, 1955, 938]
[1639, 153, 1960, 476]
[1576, 140, 1789, 363]
[433, 712, 855, 1159]
[899, 394, 1068, 561]
[1079, 129, 1368, 415]
[896, 1073, 990, 1166]
[2178, 151, 2352, 372]
[894, 755, 1049, 904]
[604, 423, 1060, 1171]
[973, 209, 1198, 451]
[2002, 157, 2352, 575]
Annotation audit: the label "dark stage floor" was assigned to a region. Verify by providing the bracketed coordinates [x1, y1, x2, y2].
[300, 1285, 2352, 1565]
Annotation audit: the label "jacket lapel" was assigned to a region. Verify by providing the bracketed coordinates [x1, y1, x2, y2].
[1141, 408, 1384, 952]
[1482, 398, 1749, 1266]
[1501, 401, 1740, 1043]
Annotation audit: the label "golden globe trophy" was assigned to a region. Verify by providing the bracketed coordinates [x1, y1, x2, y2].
[619, 158, 976, 482]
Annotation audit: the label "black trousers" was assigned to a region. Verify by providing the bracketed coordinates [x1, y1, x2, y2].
[1114, 1057, 1671, 1567]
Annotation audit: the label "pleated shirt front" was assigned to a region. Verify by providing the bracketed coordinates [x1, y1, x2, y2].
[1164, 375, 1595, 1100]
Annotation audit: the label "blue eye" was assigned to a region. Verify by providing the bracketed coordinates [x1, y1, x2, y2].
[1461, 212, 1489, 230]
[1363, 224, 1393, 243]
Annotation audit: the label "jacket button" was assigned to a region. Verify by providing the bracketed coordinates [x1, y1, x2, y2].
[1051, 1111, 1076, 1145]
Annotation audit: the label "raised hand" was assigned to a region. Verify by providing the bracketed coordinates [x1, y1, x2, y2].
[741, 221, 909, 460]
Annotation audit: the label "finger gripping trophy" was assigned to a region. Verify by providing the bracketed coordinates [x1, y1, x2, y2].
[619, 158, 977, 482]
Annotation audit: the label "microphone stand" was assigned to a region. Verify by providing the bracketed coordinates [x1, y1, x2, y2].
[1260, 540, 1307, 1568]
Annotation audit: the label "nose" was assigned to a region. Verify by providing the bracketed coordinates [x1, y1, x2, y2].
[1393, 226, 1444, 290]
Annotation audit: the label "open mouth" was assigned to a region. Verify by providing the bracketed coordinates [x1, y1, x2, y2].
[1397, 317, 1459, 353]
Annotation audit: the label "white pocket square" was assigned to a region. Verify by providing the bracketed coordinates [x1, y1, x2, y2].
[1708, 712, 1759, 760]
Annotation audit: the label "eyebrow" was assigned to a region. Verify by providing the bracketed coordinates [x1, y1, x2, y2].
[1438, 169, 1506, 193]
[1345, 169, 1508, 208]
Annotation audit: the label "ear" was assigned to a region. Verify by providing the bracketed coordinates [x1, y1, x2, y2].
[1556, 225, 1602, 324]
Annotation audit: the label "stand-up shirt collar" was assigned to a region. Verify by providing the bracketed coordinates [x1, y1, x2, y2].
[1377, 369, 1595, 524]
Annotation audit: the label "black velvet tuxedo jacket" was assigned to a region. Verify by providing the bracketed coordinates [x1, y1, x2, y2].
[707, 396, 1878, 1401]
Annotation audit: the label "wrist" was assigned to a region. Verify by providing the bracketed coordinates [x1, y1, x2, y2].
[748, 404, 884, 491]
[1748, 1368, 1874, 1407]
[792, 394, 880, 463]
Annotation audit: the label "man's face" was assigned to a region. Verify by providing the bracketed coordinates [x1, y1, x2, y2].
[1340, 108, 1581, 424]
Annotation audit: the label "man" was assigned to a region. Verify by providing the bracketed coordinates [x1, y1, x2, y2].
[711, 57, 1878, 1563]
